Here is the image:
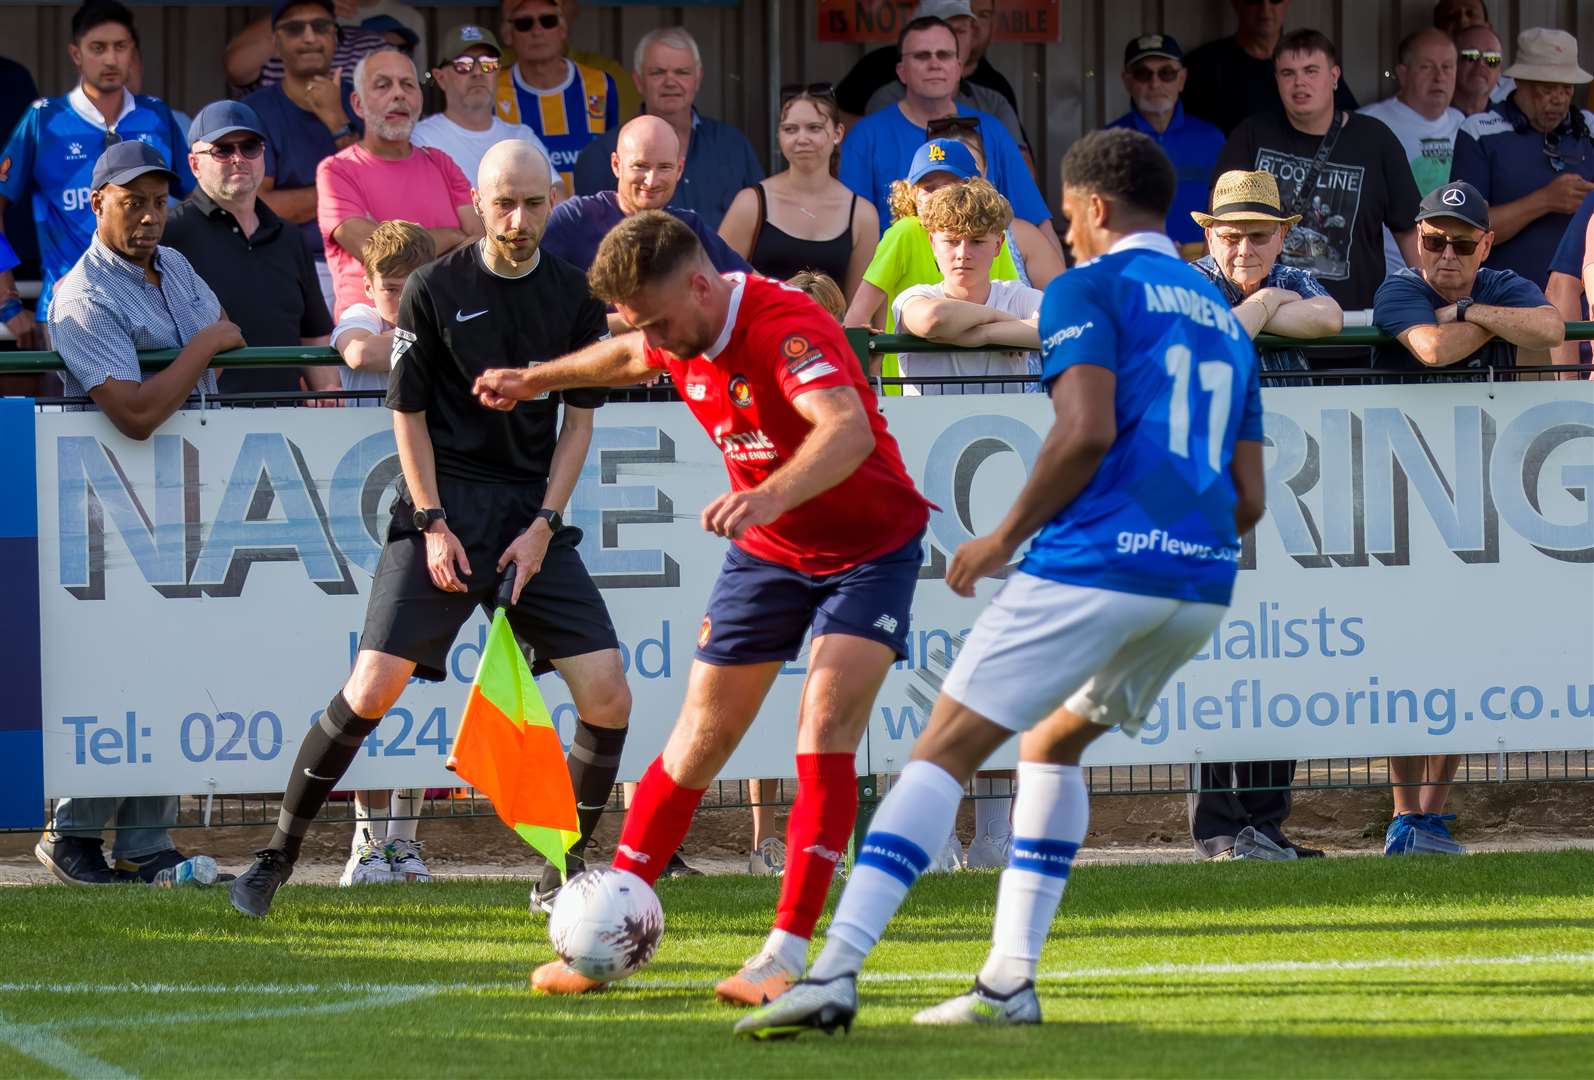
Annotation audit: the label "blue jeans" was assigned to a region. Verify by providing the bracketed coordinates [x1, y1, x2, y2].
[52, 796, 178, 861]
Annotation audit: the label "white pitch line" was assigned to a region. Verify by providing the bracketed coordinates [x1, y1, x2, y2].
[52, 986, 442, 1032]
[2, 950, 1590, 1001]
[0, 1010, 138, 1080]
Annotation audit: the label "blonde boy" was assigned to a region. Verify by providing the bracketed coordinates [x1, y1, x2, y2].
[332, 221, 438, 406]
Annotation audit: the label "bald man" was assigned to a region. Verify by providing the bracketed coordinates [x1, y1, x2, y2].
[1359, 28, 1466, 274]
[232, 136, 633, 918]
[541, 114, 752, 280]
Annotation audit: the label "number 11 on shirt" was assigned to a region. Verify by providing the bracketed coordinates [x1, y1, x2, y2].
[1163, 344, 1233, 475]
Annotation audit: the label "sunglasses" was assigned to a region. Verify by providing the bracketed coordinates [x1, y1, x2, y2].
[511, 13, 560, 32]
[1457, 48, 1503, 67]
[1419, 231, 1481, 255]
[780, 81, 836, 104]
[906, 49, 958, 63]
[926, 115, 981, 138]
[1130, 65, 1181, 84]
[199, 138, 266, 162]
[277, 17, 336, 37]
[446, 55, 501, 75]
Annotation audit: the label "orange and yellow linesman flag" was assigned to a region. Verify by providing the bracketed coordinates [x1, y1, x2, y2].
[447, 589, 580, 874]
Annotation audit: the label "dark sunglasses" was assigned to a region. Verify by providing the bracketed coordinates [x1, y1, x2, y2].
[511, 13, 560, 32]
[446, 55, 500, 75]
[1130, 65, 1181, 84]
[780, 81, 836, 104]
[1457, 48, 1503, 67]
[277, 17, 336, 37]
[1419, 231, 1481, 256]
[926, 115, 981, 139]
[199, 138, 266, 162]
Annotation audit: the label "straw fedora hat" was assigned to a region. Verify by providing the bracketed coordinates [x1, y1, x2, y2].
[1191, 170, 1302, 229]
[1502, 28, 1592, 85]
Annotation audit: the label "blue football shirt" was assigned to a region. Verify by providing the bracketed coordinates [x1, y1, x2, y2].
[1023, 233, 1263, 606]
[0, 89, 194, 319]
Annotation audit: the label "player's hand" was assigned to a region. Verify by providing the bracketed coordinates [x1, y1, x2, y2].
[5, 306, 41, 350]
[424, 521, 472, 593]
[496, 521, 553, 605]
[946, 533, 1015, 598]
[473, 368, 533, 410]
[701, 488, 785, 539]
[1540, 171, 1594, 215]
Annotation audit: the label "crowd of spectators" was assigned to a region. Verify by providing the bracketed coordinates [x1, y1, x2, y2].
[3, 0, 1589, 877]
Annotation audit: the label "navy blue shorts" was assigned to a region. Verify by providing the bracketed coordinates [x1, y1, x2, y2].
[695, 531, 924, 665]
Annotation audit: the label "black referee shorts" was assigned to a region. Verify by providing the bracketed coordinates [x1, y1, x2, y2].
[359, 477, 619, 681]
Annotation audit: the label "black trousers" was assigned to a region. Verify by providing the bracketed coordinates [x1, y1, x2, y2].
[1187, 760, 1297, 858]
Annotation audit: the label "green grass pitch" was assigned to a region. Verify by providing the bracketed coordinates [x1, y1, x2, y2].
[1, 850, 1590, 1078]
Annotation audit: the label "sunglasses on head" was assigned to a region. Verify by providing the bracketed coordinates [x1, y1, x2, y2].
[199, 138, 265, 162]
[926, 115, 981, 138]
[1419, 231, 1481, 255]
[278, 17, 336, 37]
[511, 13, 560, 32]
[446, 55, 500, 75]
[1129, 64, 1180, 84]
[1457, 48, 1503, 66]
[780, 81, 836, 104]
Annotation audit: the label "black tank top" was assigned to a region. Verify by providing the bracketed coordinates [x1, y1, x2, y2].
[748, 183, 857, 286]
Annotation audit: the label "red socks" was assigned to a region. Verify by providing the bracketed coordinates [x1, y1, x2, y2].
[774, 753, 859, 936]
[611, 757, 707, 886]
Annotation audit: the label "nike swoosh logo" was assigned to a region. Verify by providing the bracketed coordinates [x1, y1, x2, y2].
[457, 309, 489, 322]
[303, 768, 337, 781]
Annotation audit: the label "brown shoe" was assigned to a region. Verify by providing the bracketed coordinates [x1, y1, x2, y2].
[530, 960, 606, 995]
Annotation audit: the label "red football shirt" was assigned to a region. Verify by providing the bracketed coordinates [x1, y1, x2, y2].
[644, 274, 930, 574]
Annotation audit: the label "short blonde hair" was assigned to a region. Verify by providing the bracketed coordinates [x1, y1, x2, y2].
[588, 209, 702, 304]
[786, 271, 845, 321]
[360, 220, 435, 279]
[919, 178, 1013, 241]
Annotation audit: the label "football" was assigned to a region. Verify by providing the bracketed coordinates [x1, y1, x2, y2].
[547, 867, 665, 982]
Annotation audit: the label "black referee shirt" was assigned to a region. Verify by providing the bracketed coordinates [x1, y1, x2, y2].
[163, 189, 332, 394]
[388, 241, 608, 486]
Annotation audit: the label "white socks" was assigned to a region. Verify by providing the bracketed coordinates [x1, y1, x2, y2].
[973, 774, 1014, 842]
[761, 928, 810, 976]
[352, 789, 422, 851]
[352, 790, 390, 853]
[809, 760, 965, 980]
[386, 789, 422, 843]
[978, 762, 1089, 994]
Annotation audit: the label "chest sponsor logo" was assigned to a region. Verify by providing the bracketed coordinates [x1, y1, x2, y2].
[62, 187, 94, 212]
[728, 374, 753, 408]
[587, 95, 605, 123]
[684, 381, 708, 401]
[1042, 320, 1094, 351]
[716, 429, 778, 463]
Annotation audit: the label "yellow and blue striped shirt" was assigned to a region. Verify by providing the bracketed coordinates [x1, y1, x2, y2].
[495, 60, 618, 191]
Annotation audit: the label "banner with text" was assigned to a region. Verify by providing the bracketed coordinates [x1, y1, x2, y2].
[817, 0, 1059, 43]
[32, 381, 1594, 798]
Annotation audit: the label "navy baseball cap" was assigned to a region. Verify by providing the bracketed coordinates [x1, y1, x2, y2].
[362, 14, 419, 52]
[272, 0, 335, 27]
[908, 139, 979, 184]
[188, 100, 265, 147]
[91, 139, 177, 191]
[1416, 180, 1489, 232]
[1125, 33, 1183, 68]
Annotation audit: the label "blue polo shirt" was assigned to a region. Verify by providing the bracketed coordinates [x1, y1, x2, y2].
[1373, 266, 1548, 370]
[1107, 104, 1224, 246]
[242, 81, 358, 260]
[540, 190, 753, 275]
[571, 110, 764, 232]
[0, 86, 193, 320]
[839, 101, 1050, 235]
[1451, 96, 1594, 287]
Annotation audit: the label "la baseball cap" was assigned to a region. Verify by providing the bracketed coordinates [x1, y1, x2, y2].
[1416, 180, 1489, 232]
[1124, 33, 1183, 68]
[436, 24, 502, 65]
[908, 139, 979, 184]
[91, 139, 177, 191]
[187, 100, 265, 147]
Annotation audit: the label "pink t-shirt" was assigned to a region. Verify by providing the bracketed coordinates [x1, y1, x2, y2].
[316, 143, 472, 318]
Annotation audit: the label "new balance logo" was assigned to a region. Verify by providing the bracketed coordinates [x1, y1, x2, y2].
[456, 309, 489, 322]
[872, 614, 899, 633]
[616, 843, 650, 864]
[803, 844, 844, 865]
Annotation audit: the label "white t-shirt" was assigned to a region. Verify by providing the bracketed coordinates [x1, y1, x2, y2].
[412, 114, 559, 189]
[890, 279, 1044, 395]
[331, 302, 390, 404]
[1359, 96, 1465, 275]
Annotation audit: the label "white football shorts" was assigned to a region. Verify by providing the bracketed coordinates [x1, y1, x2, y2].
[941, 571, 1225, 736]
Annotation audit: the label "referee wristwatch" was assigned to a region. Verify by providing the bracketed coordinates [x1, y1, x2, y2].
[534, 508, 562, 532]
[413, 506, 447, 531]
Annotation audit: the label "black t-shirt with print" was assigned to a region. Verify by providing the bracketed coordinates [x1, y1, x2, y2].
[1217, 110, 1421, 313]
[388, 241, 608, 487]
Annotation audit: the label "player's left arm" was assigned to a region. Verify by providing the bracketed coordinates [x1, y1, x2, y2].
[946, 365, 1116, 597]
[497, 404, 594, 603]
[700, 385, 875, 539]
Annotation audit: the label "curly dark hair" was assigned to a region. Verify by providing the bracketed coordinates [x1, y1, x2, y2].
[1059, 129, 1176, 221]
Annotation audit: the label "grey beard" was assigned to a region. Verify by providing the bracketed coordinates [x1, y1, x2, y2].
[374, 115, 416, 141]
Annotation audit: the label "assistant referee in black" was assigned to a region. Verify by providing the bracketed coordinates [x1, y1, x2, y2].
[232, 141, 632, 918]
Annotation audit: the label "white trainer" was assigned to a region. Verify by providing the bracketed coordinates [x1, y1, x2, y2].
[340, 830, 396, 886]
[927, 828, 964, 873]
[964, 831, 1012, 870]
[386, 838, 432, 882]
[913, 981, 1041, 1025]
[734, 974, 858, 1039]
[749, 837, 787, 876]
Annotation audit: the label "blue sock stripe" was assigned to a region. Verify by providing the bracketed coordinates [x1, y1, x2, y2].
[1009, 837, 1079, 879]
[855, 831, 931, 887]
